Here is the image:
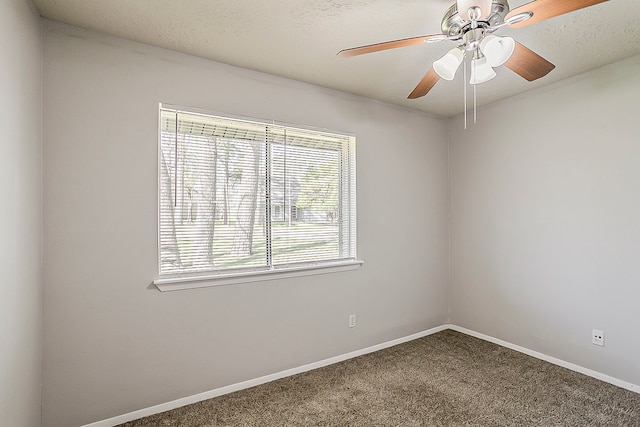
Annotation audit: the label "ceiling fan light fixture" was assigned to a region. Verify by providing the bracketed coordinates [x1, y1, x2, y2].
[456, 0, 493, 20]
[433, 47, 464, 81]
[480, 35, 515, 67]
[469, 56, 496, 85]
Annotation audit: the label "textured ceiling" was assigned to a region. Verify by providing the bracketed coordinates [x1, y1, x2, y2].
[33, 0, 640, 117]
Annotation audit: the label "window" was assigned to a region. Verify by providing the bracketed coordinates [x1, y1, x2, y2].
[156, 105, 358, 287]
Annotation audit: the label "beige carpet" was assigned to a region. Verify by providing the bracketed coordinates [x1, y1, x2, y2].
[120, 330, 640, 426]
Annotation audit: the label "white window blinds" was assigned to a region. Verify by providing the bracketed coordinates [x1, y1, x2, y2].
[158, 106, 356, 278]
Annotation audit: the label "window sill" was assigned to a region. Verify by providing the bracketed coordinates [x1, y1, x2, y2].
[153, 259, 364, 292]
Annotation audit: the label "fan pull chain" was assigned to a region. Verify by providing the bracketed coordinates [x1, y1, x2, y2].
[470, 56, 477, 125]
[463, 61, 467, 130]
[474, 80, 477, 124]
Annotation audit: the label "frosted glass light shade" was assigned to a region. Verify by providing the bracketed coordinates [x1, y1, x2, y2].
[457, 0, 493, 20]
[433, 48, 464, 81]
[480, 35, 515, 67]
[469, 56, 496, 84]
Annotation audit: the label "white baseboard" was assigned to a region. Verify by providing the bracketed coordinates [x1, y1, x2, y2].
[82, 324, 449, 427]
[83, 323, 639, 426]
[448, 324, 640, 395]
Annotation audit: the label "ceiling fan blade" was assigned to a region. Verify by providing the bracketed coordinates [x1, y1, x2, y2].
[337, 34, 449, 57]
[407, 68, 440, 99]
[504, 42, 555, 81]
[506, 0, 609, 28]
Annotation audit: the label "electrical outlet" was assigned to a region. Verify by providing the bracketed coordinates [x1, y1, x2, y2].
[592, 329, 604, 346]
[349, 314, 356, 328]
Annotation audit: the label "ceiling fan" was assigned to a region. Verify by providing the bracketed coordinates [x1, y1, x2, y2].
[338, 0, 609, 99]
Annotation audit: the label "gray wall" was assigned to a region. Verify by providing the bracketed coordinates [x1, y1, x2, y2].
[41, 22, 450, 427]
[450, 55, 640, 387]
[0, 0, 43, 426]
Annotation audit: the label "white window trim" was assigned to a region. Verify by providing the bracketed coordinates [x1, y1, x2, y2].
[153, 259, 364, 292]
[155, 104, 361, 291]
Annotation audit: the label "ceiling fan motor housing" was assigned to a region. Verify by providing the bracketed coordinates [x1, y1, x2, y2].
[442, 0, 510, 37]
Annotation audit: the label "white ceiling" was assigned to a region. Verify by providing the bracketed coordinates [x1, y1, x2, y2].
[33, 0, 640, 117]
